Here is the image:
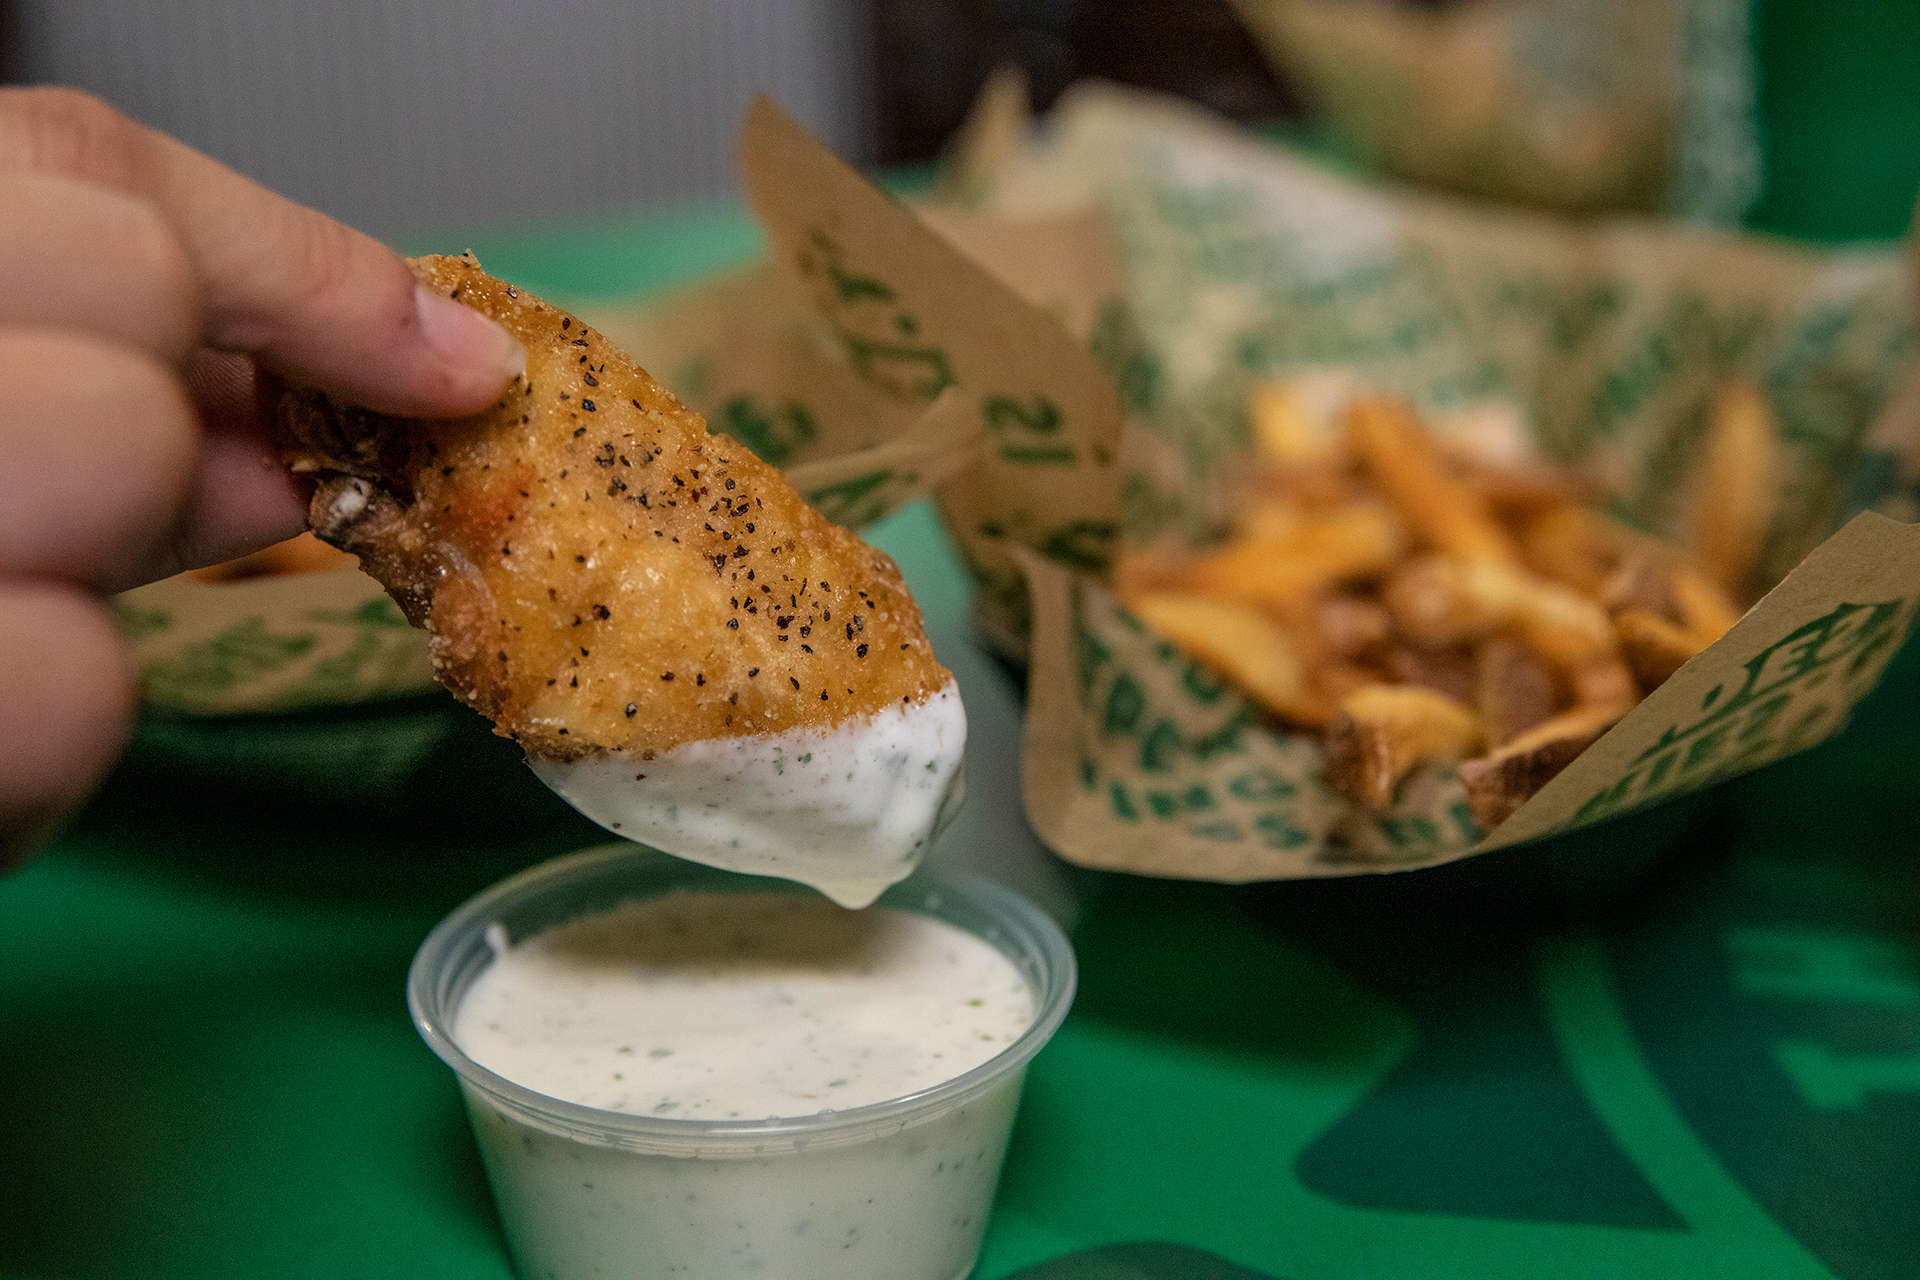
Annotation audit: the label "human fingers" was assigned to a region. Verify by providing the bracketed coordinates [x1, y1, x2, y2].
[0, 172, 202, 363]
[0, 581, 134, 869]
[0, 87, 523, 418]
[157, 350, 311, 578]
[0, 330, 197, 591]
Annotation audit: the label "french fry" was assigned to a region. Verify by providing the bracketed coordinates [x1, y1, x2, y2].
[1260, 460, 1360, 511]
[1613, 608, 1710, 689]
[1474, 633, 1559, 746]
[1126, 593, 1313, 722]
[1385, 641, 1478, 705]
[1517, 504, 1636, 596]
[1324, 684, 1485, 809]
[1385, 554, 1623, 674]
[1347, 396, 1521, 568]
[1600, 555, 1682, 622]
[1668, 564, 1743, 640]
[1687, 381, 1781, 598]
[1514, 610, 1637, 717]
[1182, 500, 1404, 607]
[1382, 556, 1508, 644]
[1249, 377, 1343, 467]
[1115, 379, 1757, 831]
[1456, 703, 1621, 831]
[1319, 594, 1393, 661]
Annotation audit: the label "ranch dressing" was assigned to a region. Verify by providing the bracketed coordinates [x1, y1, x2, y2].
[450, 889, 1040, 1280]
[454, 889, 1034, 1116]
[532, 679, 966, 908]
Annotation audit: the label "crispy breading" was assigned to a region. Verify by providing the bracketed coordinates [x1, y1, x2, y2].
[277, 254, 950, 761]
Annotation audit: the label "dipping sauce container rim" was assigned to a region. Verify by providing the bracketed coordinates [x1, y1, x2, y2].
[407, 841, 1077, 1151]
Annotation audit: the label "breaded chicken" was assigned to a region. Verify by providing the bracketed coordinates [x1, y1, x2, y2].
[276, 255, 963, 904]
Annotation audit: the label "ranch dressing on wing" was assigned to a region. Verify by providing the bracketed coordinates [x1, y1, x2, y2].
[532, 679, 966, 908]
[453, 889, 1035, 1117]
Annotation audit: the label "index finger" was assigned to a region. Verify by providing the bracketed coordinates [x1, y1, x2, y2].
[0, 87, 523, 418]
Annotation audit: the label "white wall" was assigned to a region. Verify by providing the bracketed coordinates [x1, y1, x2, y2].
[14, 0, 874, 238]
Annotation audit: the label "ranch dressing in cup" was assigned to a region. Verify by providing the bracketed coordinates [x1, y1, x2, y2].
[409, 844, 1075, 1280]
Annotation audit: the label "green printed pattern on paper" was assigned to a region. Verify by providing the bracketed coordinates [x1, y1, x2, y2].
[1566, 596, 1914, 829]
[1067, 573, 1475, 869]
[795, 231, 956, 403]
[141, 617, 316, 707]
[135, 594, 431, 715]
[805, 469, 898, 530]
[790, 227, 1120, 590]
[109, 600, 173, 637]
[718, 394, 818, 467]
[273, 598, 426, 708]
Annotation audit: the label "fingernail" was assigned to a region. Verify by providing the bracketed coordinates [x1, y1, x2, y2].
[415, 285, 527, 382]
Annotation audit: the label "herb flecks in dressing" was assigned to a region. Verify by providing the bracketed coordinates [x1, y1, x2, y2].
[532, 680, 966, 907]
[454, 890, 1033, 1119]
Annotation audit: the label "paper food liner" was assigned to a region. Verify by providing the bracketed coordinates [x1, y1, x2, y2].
[591, 96, 1127, 646]
[113, 569, 438, 716]
[594, 86, 1920, 879]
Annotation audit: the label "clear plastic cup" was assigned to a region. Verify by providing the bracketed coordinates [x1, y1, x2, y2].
[408, 843, 1076, 1280]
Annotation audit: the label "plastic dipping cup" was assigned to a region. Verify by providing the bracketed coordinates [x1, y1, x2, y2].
[408, 843, 1076, 1280]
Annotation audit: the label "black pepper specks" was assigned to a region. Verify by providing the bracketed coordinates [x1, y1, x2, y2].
[625, 703, 637, 718]
[662, 671, 674, 681]
[583, 372, 598, 386]
[789, 677, 800, 690]
[857, 644, 868, 658]
[591, 604, 611, 620]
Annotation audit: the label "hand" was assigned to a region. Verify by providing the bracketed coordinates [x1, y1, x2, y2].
[0, 87, 526, 863]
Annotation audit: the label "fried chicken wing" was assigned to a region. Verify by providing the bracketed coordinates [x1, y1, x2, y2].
[277, 254, 964, 905]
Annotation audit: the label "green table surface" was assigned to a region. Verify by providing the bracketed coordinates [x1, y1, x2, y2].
[7, 21, 1920, 1276]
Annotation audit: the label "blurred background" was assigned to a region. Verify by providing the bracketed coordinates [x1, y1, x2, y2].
[2, 0, 1914, 246]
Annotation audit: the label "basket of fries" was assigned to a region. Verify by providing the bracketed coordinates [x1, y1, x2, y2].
[1112, 376, 1771, 832]
[596, 88, 1920, 883]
